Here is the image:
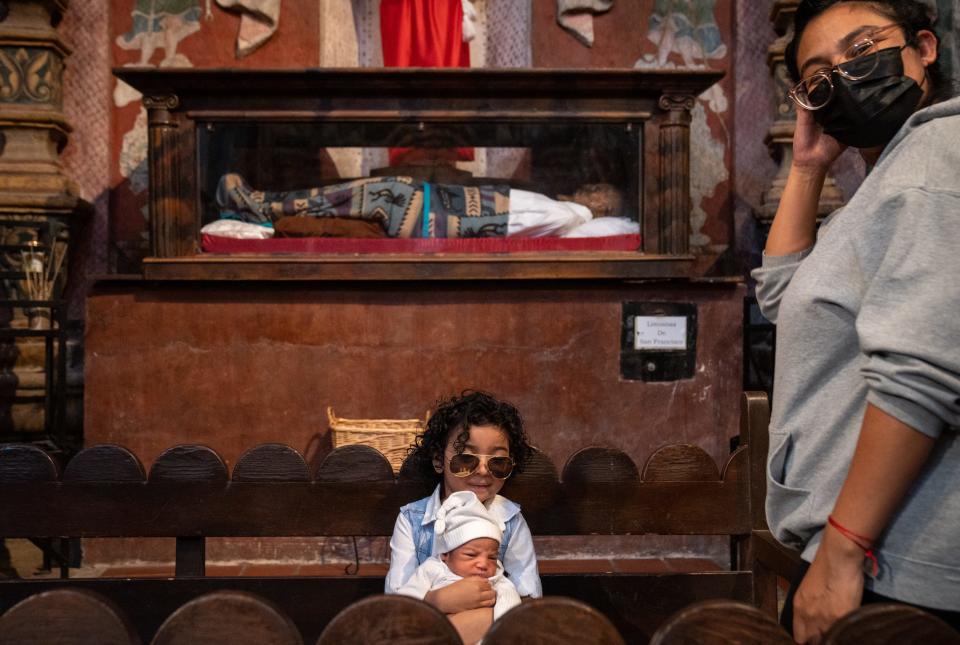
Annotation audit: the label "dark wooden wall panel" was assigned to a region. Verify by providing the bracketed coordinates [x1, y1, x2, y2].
[83, 279, 743, 562]
[85, 280, 743, 472]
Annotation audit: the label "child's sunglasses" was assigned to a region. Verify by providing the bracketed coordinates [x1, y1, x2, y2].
[449, 453, 515, 479]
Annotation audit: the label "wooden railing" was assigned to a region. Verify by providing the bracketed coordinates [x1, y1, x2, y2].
[0, 393, 805, 642]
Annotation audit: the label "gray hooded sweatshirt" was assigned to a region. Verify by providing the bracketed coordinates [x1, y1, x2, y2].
[752, 96, 960, 610]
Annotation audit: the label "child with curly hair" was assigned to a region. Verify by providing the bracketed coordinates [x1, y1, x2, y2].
[385, 390, 541, 642]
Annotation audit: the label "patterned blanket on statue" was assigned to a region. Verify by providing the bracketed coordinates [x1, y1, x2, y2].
[216, 173, 511, 238]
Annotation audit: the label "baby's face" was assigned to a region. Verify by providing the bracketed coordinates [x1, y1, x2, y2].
[442, 537, 499, 578]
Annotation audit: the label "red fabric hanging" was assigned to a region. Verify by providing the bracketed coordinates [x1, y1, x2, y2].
[381, 0, 470, 67]
[380, 0, 474, 164]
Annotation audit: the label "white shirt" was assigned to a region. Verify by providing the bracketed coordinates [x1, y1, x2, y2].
[385, 485, 542, 598]
[562, 216, 640, 238]
[507, 189, 593, 237]
[396, 556, 522, 620]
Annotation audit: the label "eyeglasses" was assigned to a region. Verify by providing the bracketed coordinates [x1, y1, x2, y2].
[449, 453, 515, 479]
[789, 23, 905, 110]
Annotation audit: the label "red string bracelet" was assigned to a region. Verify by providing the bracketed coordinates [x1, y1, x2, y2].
[828, 515, 879, 577]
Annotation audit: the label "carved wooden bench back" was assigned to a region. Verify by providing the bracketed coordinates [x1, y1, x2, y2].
[484, 597, 625, 645]
[151, 590, 302, 645]
[0, 588, 139, 645]
[316, 595, 460, 645]
[648, 599, 793, 645]
[822, 603, 960, 645]
[0, 393, 792, 643]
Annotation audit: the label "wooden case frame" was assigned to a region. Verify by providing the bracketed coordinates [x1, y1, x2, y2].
[114, 67, 723, 281]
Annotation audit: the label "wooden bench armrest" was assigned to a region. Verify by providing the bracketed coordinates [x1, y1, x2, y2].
[752, 530, 803, 582]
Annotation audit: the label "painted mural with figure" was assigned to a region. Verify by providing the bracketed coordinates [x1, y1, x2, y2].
[556, 0, 614, 47]
[534, 0, 732, 253]
[115, 0, 213, 68]
[108, 0, 316, 271]
[113, 0, 215, 265]
[634, 0, 728, 250]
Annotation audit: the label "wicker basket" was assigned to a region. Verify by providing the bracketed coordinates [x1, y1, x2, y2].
[327, 407, 424, 472]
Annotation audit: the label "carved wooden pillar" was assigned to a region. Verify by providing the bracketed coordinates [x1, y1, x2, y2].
[757, 0, 843, 227]
[145, 94, 188, 258]
[654, 93, 695, 256]
[0, 0, 75, 209]
[0, 0, 87, 440]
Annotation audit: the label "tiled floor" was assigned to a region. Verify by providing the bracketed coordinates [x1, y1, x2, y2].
[3, 539, 56, 580]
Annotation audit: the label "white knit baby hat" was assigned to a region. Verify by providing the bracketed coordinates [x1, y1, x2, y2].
[435, 491, 504, 554]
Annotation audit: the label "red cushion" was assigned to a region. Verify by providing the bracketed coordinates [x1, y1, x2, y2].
[201, 234, 642, 255]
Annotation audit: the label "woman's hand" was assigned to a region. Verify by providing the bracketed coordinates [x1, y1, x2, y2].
[792, 107, 846, 173]
[424, 577, 496, 614]
[792, 525, 866, 644]
[792, 106, 846, 172]
[764, 107, 844, 255]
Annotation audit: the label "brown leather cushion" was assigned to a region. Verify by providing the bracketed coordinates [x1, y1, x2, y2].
[273, 216, 387, 239]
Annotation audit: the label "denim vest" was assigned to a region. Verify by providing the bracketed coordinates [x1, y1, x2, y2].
[401, 494, 519, 565]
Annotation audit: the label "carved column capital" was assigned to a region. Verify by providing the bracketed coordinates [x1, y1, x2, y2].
[143, 93, 180, 111]
[658, 93, 696, 116]
[144, 93, 180, 127]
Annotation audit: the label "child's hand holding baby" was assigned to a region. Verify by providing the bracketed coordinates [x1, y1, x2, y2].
[425, 575, 495, 613]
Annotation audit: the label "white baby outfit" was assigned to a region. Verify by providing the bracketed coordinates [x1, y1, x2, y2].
[396, 491, 522, 620]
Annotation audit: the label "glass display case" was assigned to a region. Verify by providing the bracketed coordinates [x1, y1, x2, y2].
[196, 121, 641, 227]
[115, 67, 721, 281]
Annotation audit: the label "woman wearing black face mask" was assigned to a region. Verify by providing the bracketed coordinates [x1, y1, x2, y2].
[751, 1, 960, 643]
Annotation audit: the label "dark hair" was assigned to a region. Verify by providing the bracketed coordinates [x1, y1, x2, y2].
[408, 390, 533, 481]
[786, 0, 955, 104]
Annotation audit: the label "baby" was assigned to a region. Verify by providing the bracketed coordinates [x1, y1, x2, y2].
[397, 490, 521, 622]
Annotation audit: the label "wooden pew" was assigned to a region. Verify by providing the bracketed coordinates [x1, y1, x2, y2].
[316, 595, 461, 645]
[648, 599, 793, 644]
[0, 588, 139, 645]
[0, 393, 800, 643]
[484, 597, 625, 645]
[151, 590, 302, 645]
[823, 603, 960, 645]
